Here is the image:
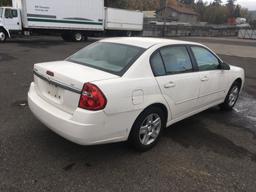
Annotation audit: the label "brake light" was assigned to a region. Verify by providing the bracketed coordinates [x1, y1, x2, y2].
[79, 83, 107, 111]
[46, 70, 54, 77]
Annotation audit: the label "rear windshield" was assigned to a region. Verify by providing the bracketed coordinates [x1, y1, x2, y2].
[68, 42, 145, 75]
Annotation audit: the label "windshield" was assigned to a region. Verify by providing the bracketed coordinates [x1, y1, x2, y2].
[68, 42, 145, 75]
[0, 8, 3, 18]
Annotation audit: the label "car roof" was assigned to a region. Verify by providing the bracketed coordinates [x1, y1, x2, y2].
[100, 37, 201, 49]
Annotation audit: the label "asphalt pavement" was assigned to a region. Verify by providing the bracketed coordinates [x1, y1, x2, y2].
[0, 36, 256, 192]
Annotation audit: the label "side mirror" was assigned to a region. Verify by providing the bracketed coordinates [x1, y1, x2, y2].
[220, 62, 230, 70]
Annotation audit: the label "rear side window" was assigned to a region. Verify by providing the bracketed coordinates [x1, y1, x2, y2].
[191, 46, 220, 71]
[160, 46, 193, 74]
[150, 51, 166, 76]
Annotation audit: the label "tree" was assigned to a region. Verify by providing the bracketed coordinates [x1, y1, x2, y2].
[194, 0, 207, 21]
[105, 0, 160, 10]
[226, 0, 236, 6]
[126, 0, 160, 10]
[168, 0, 177, 6]
[0, 0, 11, 6]
[234, 5, 241, 17]
[105, 0, 128, 9]
[240, 7, 249, 19]
[178, 0, 194, 5]
[226, 0, 237, 17]
[212, 0, 222, 6]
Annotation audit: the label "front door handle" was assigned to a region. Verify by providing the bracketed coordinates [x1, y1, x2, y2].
[201, 76, 209, 82]
[164, 82, 176, 88]
[17, 22, 20, 25]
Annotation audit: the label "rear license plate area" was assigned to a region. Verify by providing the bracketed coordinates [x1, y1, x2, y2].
[47, 83, 61, 100]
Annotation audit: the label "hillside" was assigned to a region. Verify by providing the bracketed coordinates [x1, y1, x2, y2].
[250, 10, 256, 20]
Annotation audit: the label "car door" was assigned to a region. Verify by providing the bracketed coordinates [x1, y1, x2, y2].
[190, 46, 228, 107]
[151, 45, 201, 119]
[3, 8, 21, 31]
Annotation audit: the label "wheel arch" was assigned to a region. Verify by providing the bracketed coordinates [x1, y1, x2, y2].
[220, 77, 243, 111]
[144, 103, 169, 123]
[234, 78, 242, 89]
[130, 102, 169, 132]
[0, 26, 10, 38]
[128, 102, 169, 141]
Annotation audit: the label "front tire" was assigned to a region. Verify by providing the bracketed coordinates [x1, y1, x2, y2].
[128, 107, 165, 151]
[220, 82, 241, 111]
[0, 29, 7, 43]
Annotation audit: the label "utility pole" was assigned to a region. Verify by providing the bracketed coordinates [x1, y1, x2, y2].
[160, 0, 167, 37]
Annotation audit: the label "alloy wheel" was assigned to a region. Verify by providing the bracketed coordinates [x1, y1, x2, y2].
[228, 86, 239, 107]
[139, 113, 161, 146]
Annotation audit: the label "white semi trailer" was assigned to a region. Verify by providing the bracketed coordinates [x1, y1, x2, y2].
[0, 0, 143, 42]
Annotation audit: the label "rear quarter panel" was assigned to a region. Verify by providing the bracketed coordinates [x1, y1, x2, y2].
[95, 76, 169, 139]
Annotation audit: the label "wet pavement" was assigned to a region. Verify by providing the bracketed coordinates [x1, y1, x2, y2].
[0, 36, 256, 192]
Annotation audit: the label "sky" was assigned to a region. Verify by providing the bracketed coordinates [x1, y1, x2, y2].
[207, 0, 256, 10]
[234, 0, 256, 10]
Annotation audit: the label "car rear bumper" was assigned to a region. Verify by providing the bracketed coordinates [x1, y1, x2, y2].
[28, 83, 126, 145]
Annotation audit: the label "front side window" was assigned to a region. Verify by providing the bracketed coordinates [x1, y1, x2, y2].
[4, 8, 12, 18]
[160, 46, 193, 74]
[68, 42, 145, 75]
[191, 46, 220, 71]
[0, 8, 3, 18]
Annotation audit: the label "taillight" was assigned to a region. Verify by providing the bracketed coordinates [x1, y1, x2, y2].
[78, 83, 107, 111]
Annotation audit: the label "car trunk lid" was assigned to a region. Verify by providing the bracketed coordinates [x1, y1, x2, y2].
[33, 60, 119, 114]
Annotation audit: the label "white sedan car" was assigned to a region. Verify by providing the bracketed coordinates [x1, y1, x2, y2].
[28, 37, 245, 151]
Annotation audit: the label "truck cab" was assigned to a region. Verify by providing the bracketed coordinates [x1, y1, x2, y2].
[0, 7, 22, 42]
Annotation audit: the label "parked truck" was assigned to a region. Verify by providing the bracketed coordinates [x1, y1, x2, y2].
[0, 0, 144, 42]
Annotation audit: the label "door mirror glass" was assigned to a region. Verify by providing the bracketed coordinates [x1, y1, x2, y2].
[220, 62, 230, 70]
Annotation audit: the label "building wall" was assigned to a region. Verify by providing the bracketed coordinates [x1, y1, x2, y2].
[178, 13, 197, 23]
[157, 8, 198, 23]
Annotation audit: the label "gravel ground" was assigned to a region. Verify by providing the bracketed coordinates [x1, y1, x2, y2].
[0, 36, 256, 192]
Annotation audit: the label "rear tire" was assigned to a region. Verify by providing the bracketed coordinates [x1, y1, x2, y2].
[128, 107, 165, 152]
[220, 82, 241, 111]
[61, 32, 72, 42]
[72, 32, 83, 42]
[127, 31, 132, 37]
[0, 29, 7, 43]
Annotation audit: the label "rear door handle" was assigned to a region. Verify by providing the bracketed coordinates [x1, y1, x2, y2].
[164, 82, 176, 88]
[201, 76, 209, 82]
